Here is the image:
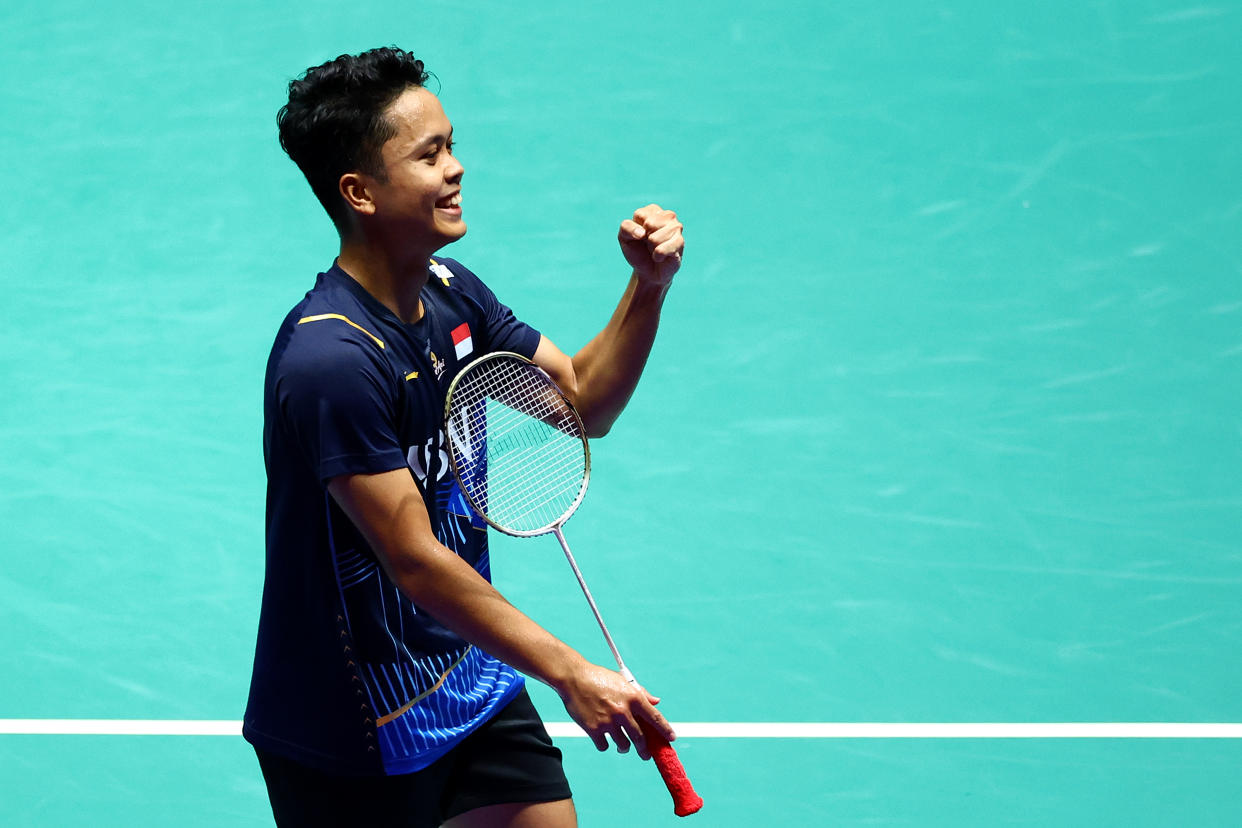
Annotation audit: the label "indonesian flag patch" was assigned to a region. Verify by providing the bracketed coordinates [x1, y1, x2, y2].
[451, 323, 473, 360]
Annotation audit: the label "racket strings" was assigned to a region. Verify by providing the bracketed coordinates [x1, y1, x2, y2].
[447, 356, 588, 534]
[486, 436, 585, 526]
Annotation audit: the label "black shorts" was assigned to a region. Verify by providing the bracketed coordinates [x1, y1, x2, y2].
[255, 688, 572, 827]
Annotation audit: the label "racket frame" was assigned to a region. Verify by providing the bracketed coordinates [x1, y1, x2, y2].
[444, 351, 592, 538]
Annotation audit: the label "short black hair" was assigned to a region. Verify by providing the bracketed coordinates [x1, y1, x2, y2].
[278, 47, 431, 231]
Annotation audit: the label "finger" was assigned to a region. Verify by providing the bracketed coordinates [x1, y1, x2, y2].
[628, 680, 658, 706]
[632, 204, 663, 225]
[620, 714, 650, 760]
[610, 725, 633, 755]
[618, 219, 646, 241]
[644, 220, 682, 246]
[639, 702, 677, 742]
[651, 238, 684, 262]
[639, 211, 679, 236]
[588, 730, 609, 752]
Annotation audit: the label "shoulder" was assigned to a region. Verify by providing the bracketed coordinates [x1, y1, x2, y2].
[270, 289, 393, 390]
[428, 256, 517, 323]
[429, 256, 492, 297]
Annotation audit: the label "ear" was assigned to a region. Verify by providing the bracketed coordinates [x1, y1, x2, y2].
[339, 172, 377, 216]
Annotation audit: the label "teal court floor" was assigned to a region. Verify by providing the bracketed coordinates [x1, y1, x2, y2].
[2, 1, 1240, 825]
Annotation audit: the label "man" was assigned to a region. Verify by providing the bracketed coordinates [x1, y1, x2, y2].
[244, 47, 685, 827]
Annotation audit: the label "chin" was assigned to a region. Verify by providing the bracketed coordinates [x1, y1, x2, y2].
[441, 222, 467, 243]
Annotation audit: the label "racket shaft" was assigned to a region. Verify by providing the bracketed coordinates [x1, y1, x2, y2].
[550, 526, 703, 817]
[551, 526, 629, 674]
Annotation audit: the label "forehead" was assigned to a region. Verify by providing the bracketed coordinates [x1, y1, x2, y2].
[382, 86, 450, 147]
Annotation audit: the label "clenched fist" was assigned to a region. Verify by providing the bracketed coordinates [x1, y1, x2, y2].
[619, 204, 684, 286]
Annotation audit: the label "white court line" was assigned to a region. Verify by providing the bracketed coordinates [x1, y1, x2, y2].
[1, 720, 1241, 738]
[657, 723, 1242, 739]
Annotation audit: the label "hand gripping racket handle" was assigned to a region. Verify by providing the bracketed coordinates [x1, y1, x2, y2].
[554, 528, 703, 816]
[638, 718, 704, 817]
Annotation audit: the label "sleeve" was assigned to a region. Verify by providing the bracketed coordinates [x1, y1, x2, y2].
[438, 258, 541, 358]
[273, 329, 409, 483]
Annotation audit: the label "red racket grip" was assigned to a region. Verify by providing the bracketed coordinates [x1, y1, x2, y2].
[639, 718, 704, 817]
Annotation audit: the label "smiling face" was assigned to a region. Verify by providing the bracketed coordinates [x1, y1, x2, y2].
[360, 86, 466, 253]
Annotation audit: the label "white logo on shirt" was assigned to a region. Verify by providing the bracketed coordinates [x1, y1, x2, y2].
[430, 262, 454, 285]
[406, 431, 450, 487]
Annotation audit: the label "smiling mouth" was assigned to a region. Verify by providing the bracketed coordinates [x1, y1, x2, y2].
[435, 193, 462, 209]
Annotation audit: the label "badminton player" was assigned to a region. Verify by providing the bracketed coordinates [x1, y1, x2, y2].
[243, 47, 684, 827]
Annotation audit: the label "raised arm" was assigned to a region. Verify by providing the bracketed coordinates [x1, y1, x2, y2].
[534, 204, 684, 437]
[327, 468, 675, 758]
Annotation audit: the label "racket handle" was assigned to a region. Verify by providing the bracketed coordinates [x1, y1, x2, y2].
[638, 718, 704, 817]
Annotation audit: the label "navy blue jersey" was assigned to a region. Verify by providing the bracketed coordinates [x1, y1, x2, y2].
[244, 258, 541, 775]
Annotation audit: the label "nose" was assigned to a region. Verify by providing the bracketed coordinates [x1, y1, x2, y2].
[446, 153, 464, 183]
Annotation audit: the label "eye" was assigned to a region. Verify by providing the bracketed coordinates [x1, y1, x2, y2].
[421, 139, 455, 163]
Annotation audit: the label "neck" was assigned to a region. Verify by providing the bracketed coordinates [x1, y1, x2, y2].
[336, 235, 433, 324]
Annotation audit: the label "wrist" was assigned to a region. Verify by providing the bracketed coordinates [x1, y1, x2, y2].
[541, 645, 590, 695]
[631, 270, 673, 302]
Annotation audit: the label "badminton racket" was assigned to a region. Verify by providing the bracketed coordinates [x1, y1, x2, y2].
[444, 350, 703, 817]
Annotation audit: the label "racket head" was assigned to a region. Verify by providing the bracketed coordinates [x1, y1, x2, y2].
[444, 351, 591, 537]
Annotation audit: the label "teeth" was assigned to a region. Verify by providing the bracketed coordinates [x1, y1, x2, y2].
[442, 193, 461, 208]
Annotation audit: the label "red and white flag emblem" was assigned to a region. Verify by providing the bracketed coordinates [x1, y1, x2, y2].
[451, 323, 473, 360]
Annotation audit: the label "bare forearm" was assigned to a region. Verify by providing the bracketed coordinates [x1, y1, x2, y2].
[532, 205, 683, 438]
[328, 470, 676, 755]
[328, 471, 585, 691]
[571, 272, 669, 436]
[385, 540, 586, 690]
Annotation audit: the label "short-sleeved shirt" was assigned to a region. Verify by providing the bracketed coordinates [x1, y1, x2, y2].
[244, 257, 541, 776]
